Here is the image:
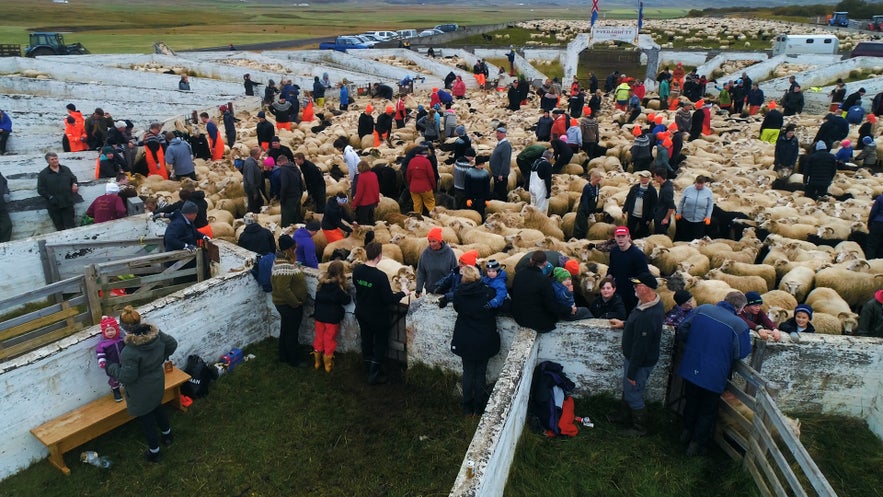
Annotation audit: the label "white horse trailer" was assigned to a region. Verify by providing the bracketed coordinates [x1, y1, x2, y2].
[772, 34, 839, 56]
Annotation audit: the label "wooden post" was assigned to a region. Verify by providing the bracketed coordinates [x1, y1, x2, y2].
[196, 248, 205, 283]
[83, 265, 103, 326]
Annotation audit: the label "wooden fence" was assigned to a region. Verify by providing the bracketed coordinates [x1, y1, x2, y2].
[41, 237, 165, 283]
[717, 361, 838, 497]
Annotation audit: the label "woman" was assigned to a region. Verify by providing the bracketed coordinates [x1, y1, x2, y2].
[321, 193, 357, 243]
[676, 175, 714, 242]
[588, 277, 627, 320]
[271, 235, 308, 367]
[450, 265, 500, 416]
[107, 305, 178, 463]
[452, 75, 466, 99]
[352, 160, 379, 225]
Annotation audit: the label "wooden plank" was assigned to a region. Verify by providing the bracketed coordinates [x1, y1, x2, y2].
[45, 237, 163, 250]
[752, 411, 808, 497]
[747, 435, 791, 497]
[83, 265, 103, 326]
[100, 283, 191, 307]
[95, 250, 195, 272]
[0, 308, 80, 342]
[0, 275, 85, 310]
[744, 457, 775, 497]
[735, 361, 780, 397]
[0, 323, 83, 361]
[724, 380, 758, 411]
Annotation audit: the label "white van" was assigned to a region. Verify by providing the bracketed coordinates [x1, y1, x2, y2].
[772, 34, 839, 56]
[397, 29, 418, 40]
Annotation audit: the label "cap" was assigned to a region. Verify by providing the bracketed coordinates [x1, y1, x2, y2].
[263, 157, 275, 167]
[745, 291, 763, 306]
[257, 111, 266, 118]
[869, 114, 878, 123]
[385, 105, 394, 113]
[365, 104, 374, 113]
[552, 109, 564, 114]
[459, 250, 478, 267]
[219, 105, 228, 112]
[668, 122, 679, 132]
[66, 103, 76, 111]
[794, 304, 813, 319]
[637, 170, 651, 178]
[271, 136, 281, 142]
[630, 272, 658, 289]
[816, 141, 827, 151]
[101, 145, 114, 154]
[863, 136, 874, 145]
[278, 234, 296, 251]
[105, 182, 120, 194]
[674, 290, 692, 306]
[647, 112, 656, 122]
[463, 147, 476, 157]
[181, 201, 199, 214]
[564, 259, 580, 277]
[614, 226, 630, 237]
[100, 315, 120, 339]
[654, 115, 664, 124]
[485, 259, 501, 271]
[427, 227, 443, 242]
[632, 125, 643, 137]
[305, 220, 321, 231]
[114, 120, 127, 128]
[553, 267, 571, 283]
[496, 126, 507, 133]
[455, 125, 466, 136]
[875, 289, 883, 304]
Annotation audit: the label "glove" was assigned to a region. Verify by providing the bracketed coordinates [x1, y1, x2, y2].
[438, 296, 449, 308]
[704, 217, 711, 225]
[184, 244, 197, 253]
[675, 214, 682, 221]
[466, 199, 473, 207]
[98, 359, 106, 369]
[202, 235, 212, 242]
[151, 212, 164, 221]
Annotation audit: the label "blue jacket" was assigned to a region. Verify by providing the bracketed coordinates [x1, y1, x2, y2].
[293, 227, 318, 269]
[481, 270, 509, 309]
[163, 211, 200, 251]
[0, 110, 11, 132]
[435, 266, 463, 300]
[250, 252, 276, 292]
[552, 281, 575, 308]
[677, 301, 751, 393]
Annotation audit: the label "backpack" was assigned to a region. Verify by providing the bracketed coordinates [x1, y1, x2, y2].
[530, 361, 578, 437]
[181, 354, 218, 398]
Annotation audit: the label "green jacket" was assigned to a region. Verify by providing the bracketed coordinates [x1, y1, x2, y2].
[107, 325, 177, 417]
[857, 297, 883, 337]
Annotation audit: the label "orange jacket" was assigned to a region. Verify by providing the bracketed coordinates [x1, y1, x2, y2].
[65, 111, 88, 152]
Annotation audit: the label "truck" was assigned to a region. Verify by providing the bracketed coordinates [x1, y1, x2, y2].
[868, 15, 883, 31]
[24, 32, 89, 57]
[829, 11, 849, 27]
[318, 36, 370, 52]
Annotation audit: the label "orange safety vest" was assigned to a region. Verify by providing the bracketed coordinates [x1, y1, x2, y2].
[208, 132, 224, 161]
[145, 146, 169, 179]
[302, 100, 315, 122]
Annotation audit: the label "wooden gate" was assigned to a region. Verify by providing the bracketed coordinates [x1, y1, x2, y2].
[578, 48, 643, 84]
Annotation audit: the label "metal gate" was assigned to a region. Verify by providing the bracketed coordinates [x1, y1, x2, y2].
[578, 48, 643, 82]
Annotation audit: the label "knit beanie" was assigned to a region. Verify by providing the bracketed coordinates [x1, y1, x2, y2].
[794, 304, 813, 320]
[100, 316, 121, 339]
[553, 267, 571, 283]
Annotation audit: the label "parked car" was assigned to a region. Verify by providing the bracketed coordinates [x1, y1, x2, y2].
[397, 29, 418, 39]
[352, 35, 378, 47]
[358, 34, 384, 43]
[434, 24, 460, 33]
[365, 30, 399, 41]
[319, 36, 371, 52]
[419, 29, 444, 37]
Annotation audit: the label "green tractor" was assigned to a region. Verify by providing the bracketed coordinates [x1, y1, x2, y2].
[25, 32, 89, 57]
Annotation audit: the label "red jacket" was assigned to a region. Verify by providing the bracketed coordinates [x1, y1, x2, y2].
[452, 79, 466, 98]
[353, 170, 380, 207]
[406, 155, 436, 193]
[86, 194, 127, 223]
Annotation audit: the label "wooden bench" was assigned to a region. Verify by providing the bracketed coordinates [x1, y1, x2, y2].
[30, 366, 190, 475]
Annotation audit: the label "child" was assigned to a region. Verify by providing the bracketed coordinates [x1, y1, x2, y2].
[551, 267, 592, 321]
[664, 290, 694, 327]
[778, 304, 815, 343]
[312, 260, 352, 372]
[96, 315, 126, 401]
[834, 139, 853, 166]
[481, 259, 509, 311]
[435, 250, 479, 308]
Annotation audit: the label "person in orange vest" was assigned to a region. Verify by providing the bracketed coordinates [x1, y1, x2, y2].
[140, 122, 169, 178]
[199, 112, 225, 161]
[63, 103, 87, 152]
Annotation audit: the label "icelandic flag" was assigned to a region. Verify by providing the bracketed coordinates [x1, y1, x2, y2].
[591, 0, 599, 27]
[638, 1, 644, 29]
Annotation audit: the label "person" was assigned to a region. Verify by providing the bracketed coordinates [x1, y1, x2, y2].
[312, 260, 352, 372]
[339, 82, 350, 111]
[277, 155, 305, 228]
[490, 127, 512, 200]
[0, 170, 10, 242]
[630, 131, 652, 172]
[452, 145, 472, 208]
[607, 272, 664, 436]
[162, 201, 202, 251]
[515, 144, 547, 190]
[507, 80, 521, 111]
[834, 139, 854, 166]
[804, 141, 837, 200]
[178, 74, 190, 91]
[242, 147, 264, 214]
[464, 151, 491, 221]
[814, 112, 850, 151]
[352, 160, 379, 225]
[778, 304, 815, 342]
[251, 112, 273, 151]
[84, 108, 113, 151]
[415, 227, 457, 297]
[107, 305, 177, 462]
[271, 234, 308, 367]
[96, 145, 123, 179]
[394, 94, 407, 128]
[551, 135, 573, 173]
[857, 114, 877, 151]
[580, 110, 600, 158]
[237, 212, 276, 255]
[416, 108, 439, 143]
[676, 175, 714, 242]
[757, 101, 784, 145]
[293, 221, 320, 269]
[165, 136, 196, 181]
[358, 105, 375, 140]
[37, 152, 79, 231]
[572, 168, 603, 240]
[353, 242, 408, 384]
[451, 264, 500, 416]
[774, 124, 799, 172]
[589, 277, 627, 320]
[855, 136, 878, 168]
[830, 80, 846, 112]
[0, 109, 11, 155]
[268, 136, 294, 165]
[95, 315, 125, 402]
[442, 109, 457, 138]
[263, 79, 279, 106]
[528, 149, 554, 215]
[738, 291, 779, 339]
[506, 46, 516, 75]
[243, 73, 261, 96]
[86, 182, 126, 223]
[614, 79, 631, 111]
[675, 102, 692, 135]
[221, 105, 237, 147]
[293, 152, 325, 214]
[510, 251, 571, 333]
[866, 194, 883, 260]
[746, 83, 764, 115]
[406, 145, 436, 215]
[199, 112, 224, 161]
[435, 250, 479, 308]
[481, 259, 509, 312]
[552, 267, 592, 321]
[664, 289, 694, 327]
[653, 168, 675, 236]
[607, 226, 650, 314]
[63, 113, 88, 153]
[321, 192, 356, 243]
[312, 76, 326, 108]
[626, 89, 642, 124]
[373, 82, 395, 100]
[781, 85, 804, 116]
[269, 94, 293, 132]
[677, 291, 751, 456]
[535, 110, 553, 142]
[842, 87, 865, 112]
[623, 170, 657, 239]
[856, 289, 883, 337]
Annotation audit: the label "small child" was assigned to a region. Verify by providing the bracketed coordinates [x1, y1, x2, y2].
[778, 304, 815, 343]
[665, 290, 694, 327]
[481, 259, 509, 311]
[552, 267, 592, 321]
[96, 315, 126, 401]
[312, 260, 352, 372]
[435, 250, 479, 308]
[834, 139, 853, 165]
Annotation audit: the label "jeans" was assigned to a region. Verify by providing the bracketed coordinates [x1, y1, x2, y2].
[357, 316, 389, 363]
[682, 380, 721, 448]
[275, 304, 303, 365]
[622, 358, 653, 409]
[139, 404, 170, 451]
[461, 358, 489, 415]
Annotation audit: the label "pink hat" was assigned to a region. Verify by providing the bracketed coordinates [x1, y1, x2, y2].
[841, 139, 851, 147]
[876, 289, 883, 304]
[100, 316, 121, 339]
[263, 157, 275, 168]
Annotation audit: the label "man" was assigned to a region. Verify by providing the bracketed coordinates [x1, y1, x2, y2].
[678, 291, 751, 455]
[606, 226, 650, 313]
[256, 111, 274, 151]
[415, 227, 458, 297]
[267, 136, 294, 164]
[140, 122, 168, 178]
[856, 289, 883, 337]
[375, 106, 394, 146]
[353, 242, 408, 384]
[277, 155, 305, 228]
[237, 212, 275, 255]
[271, 234, 307, 367]
[463, 149, 491, 221]
[782, 85, 804, 116]
[162, 200, 202, 251]
[84, 108, 114, 151]
[653, 167, 676, 236]
[165, 136, 196, 180]
[220, 104, 236, 147]
[813, 112, 849, 151]
[0, 170, 12, 241]
[842, 87, 865, 112]
[572, 168, 603, 239]
[528, 149, 554, 215]
[510, 251, 571, 333]
[199, 112, 224, 161]
[535, 110, 553, 142]
[63, 105, 88, 153]
[804, 141, 837, 200]
[452, 145, 472, 208]
[607, 272, 664, 437]
[0, 109, 11, 155]
[37, 152, 79, 231]
[294, 153, 326, 214]
[358, 105, 375, 140]
[759, 101, 784, 144]
[334, 137, 360, 196]
[85, 182, 126, 223]
[623, 170, 657, 239]
[243, 73, 261, 96]
[269, 94, 293, 131]
[242, 147, 264, 213]
[516, 144, 547, 190]
[489, 127, 512, 201]
[580, 110, 600, 158]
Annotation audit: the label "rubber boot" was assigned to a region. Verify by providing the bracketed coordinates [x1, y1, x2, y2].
[311, 350, 322, 370]
[623, 408, 649, 437]
[367, 361, 388, 385]
[323, 354, 334, 373]
[606, 399, 631, 426]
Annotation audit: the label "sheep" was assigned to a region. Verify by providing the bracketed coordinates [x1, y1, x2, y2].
[705, 269, 768, 295]
[804, 287, 855, 319]
[760, 290, 798, 312]
[811, 312, 846, 335]
[650, 245, 704, 276]
[457, 227, 507, 254]
[521, 205, 566, 239]
[679, 272, 735, 306]
[390, 232, 430, 267]
[677, 252, 711, 277]
[718, 260, 776, 291]
[777, 266, 816, 303]
[814, 267, 883, 307]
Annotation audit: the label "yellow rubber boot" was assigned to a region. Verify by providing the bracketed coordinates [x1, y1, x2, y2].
[312, 350, 322, 370]
[323, 354, 334, 373]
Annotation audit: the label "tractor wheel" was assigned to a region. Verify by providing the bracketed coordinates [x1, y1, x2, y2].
[27, 47, 55, 57]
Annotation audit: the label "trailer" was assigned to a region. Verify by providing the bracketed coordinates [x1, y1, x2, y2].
[772, 34, 839, 56]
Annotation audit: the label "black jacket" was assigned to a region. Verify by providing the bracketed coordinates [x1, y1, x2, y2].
[237, 223, 276, 255]
[774, 134, 799, 168]
[299, 159, 324, 193]
[760, 110, 783, 131]
[623, 184, 657, 221]
[163, 211, 200, 250]
[589, 294, 627, 320]
[804, 150, 836, 187]
[278, 164, 304, 205]
[510, 266, 571, 333]
[621, 296, 665, 379]
[451, 281, 500, 360]
[37, 165, 78, 209]
[256, 120, 275, 144]
[313, 280, 352, 324]
[653, 180, 675, 223]
[358, 113, 375, 138]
